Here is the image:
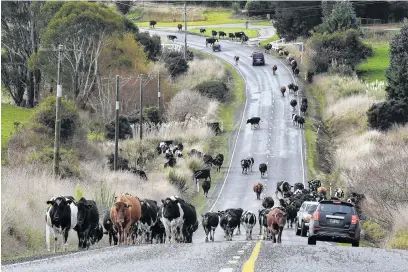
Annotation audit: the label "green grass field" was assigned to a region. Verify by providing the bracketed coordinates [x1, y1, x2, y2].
[133, 11, 246, 27]
[1, 104, 33, 149]
[260, 33, 280, 46]
[357, 42, 390, 82]
[189, 27, 259, 39]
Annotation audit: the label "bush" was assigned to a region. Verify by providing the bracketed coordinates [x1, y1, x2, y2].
[166, 90, 213, 122]
[135, 32, 161, 61]
[367, 98, 408, 131]
[143, 106, 162, 124]
[164, 51, 189, 78]
[104, 115, 133, 140]
[30, 96, 79, 142]
[194, 80, 230, 103]
[167, 168, 189, 194]
[308, 29, 373, 73]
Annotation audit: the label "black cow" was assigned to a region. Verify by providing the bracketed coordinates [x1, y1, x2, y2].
[241, 211, 256, 240]
[103, 210, 118, 246]
[194, 169, 211, 183]
[219, 31, 226, 39]
[212, 153, 224, 172]
[200, 28, 206, 35]
[188, 149, 203, 158]
[137, 199, 159, 243]
[259, 163, 267, 177]
[207, 122, 221, 135]
[228, 33, 235, 40]
[89, 224, 104, 246]
[241, 159, 250, 174]
[286, 204, 297, 228]
[167, 35, 177, 42]
[247, 157, 254, 171]
[218, 210, 239, 241]
[151, 208, 165, 243]
[203, 154, 214, 165]
[262, 197, 274, 209]
[276, 181, 293, 199]
[247, 117, 261, 129]
[302, 97, 308, 106]
[202, 212, 219, 242]
[75, 197, 100, 249]
[164, 157, 176, 168]
[258, 208, 271, 236]
[149, 21, 157, 28]
[294, 67, 300, 76]
[205, 38, 218, 47]
[202, 179, 211, 198]
[225, 208, 243, 235]
[45, 196, 77, 253]
[297, 116, 305, 128]
[264, 44, 272, 53]
[211, 30, 217, 37]
[300, 103, 308, 116]
[181, 202, 198, 243]
[177, 24, 182, 31]
[129, 167, 148, 181]
[290, 99, 297, 111]
[235, 31, 245, 39]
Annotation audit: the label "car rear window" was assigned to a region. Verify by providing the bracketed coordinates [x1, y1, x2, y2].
[306, 204, 318, 212]
[318, 204, 353, 214]
[253, 53, 264, 58]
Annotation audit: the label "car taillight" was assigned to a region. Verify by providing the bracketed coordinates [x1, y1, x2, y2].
[333, 201, 341, 204]
[351, 215, 359, 225]
[312, 211, 319, 220]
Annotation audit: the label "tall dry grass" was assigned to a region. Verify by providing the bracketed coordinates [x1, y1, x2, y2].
[1, 161, 180, 258]
[179, 59, 226, 90]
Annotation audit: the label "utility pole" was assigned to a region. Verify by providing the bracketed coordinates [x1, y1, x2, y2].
[157, 72, 161, 110]
[114, 75, 120, 171]
[53, 44, 64, 177]
[184, 2, 187, 59]
[139, 75, 143, 140]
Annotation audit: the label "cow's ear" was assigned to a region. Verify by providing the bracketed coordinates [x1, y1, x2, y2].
[46, 201, 54, 205]
[161, 199, 165, 204]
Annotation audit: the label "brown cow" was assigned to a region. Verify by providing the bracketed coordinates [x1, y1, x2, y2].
[110, 194, 142, 246]
[280, 86, 286, 97]
[253, 183, 264, 200]
[267, 207, 287, 243]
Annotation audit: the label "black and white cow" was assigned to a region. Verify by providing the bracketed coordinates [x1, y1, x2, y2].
[200, 28, 206, 35]
[241, 211, 256, 240]
[262, 196, 274, 209]
[225, 208, 243, 235]
[335, 188, 345, 199]
[259, 163, 267, 177]
[194, 169, 211, 193]
[211, 30, 218, 37]
[293, 182, 304, 192]
[151, 208, 166, 244]
[290, 99, 298, 111]
[247, 157, 254, 171]
[202, 212, 219, 242]
[218, 210, 239, 241]
[219, 31, 227, 39]
[181, 202, 198, 243]
[258, 208, 271, 236]
[228, 33, 235, 40]
[75, 197, 100, 249]
[103, 210, 118, 246]
[137, 199, 159, 243]
[241, 159, 250, 174]
[276, 181, 293, 199]
[45, 196, 78, 253]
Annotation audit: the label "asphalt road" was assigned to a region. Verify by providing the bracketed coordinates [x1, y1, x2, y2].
[3, 29, 408, 272]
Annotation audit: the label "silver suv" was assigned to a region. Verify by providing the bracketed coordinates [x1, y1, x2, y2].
[295, 201, 318, 237]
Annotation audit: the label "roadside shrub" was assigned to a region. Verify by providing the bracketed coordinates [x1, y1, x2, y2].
[164, 51, 189, 78]
[135, 32, 162, 61]
[186, 156, 204, 172]
[143, 106, 162, 124]
[167, 168, 189, 194]
[30, 96, 79, 142]
[104, 115, 133, 140]
[166, 90, 212, 122]
[367, 98, 408, 131]
[195, 80, 230, 103]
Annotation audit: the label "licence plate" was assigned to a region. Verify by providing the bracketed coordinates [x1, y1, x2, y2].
[329, 219, 341, 224]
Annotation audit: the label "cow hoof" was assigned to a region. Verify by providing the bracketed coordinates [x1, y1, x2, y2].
[205, 237, 209, 242]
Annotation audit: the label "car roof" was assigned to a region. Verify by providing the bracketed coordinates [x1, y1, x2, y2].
[319, 200, 354, 207]
[302, 201, 319, 205]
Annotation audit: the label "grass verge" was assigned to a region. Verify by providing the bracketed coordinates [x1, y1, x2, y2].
[260, 33, 279, 47]
[356, 42, 390, 82]
[189, 49, 245, 215]
[189, 27, 259, 38]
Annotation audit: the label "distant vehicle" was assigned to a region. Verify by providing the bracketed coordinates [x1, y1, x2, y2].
[252, 52, 265, 66]
[308, 200, 361, 247]
[295, 201, 318, 237]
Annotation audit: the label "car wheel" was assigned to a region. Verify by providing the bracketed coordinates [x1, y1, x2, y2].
[307, 236, 316, 245]
[295, 223, 301, 236]
[352, 240, 360, 247]
[252, 62, 255, 66]
[300, 222, 307, 237]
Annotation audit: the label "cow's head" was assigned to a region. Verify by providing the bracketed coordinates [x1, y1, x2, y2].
[76, 197, 93, 225]
[113, 201, 133, 224]
[161, 197, 179, 218]
[46, 196, 74, 224]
